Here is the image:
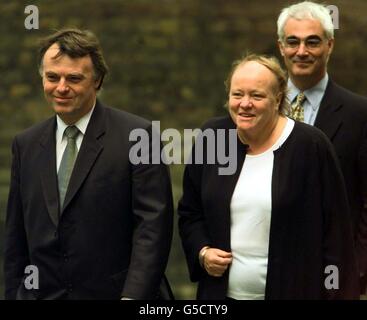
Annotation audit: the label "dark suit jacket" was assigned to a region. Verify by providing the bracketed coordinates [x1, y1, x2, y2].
[4, 100, 173, 300]
[315, 80, 367, 276]
[178, 116, 359, 299]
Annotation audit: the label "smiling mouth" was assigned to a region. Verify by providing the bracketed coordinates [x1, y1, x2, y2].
[54, 96, 72, 100]
[53, 97, 73, 104]
[238, 113, 255, 118]
[293, 61, 313, 65]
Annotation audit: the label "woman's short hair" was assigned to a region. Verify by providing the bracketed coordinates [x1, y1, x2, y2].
[225, 54, 290, 116]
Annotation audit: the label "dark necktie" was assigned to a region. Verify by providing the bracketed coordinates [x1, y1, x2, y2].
[58, 125, 79, 209]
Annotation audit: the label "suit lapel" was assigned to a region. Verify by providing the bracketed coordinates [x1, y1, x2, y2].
[61, 101, 106, 215]
[314, 80, 343, 141]
[39, 118, 60, 227]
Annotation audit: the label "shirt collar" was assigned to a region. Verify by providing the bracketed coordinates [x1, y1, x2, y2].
[56, 100, 96, 144]
[288, 73, 329, 111]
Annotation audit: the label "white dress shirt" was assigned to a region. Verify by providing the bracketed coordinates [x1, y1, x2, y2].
[288, 73, 329, 125]
[56, 102, 95, 172]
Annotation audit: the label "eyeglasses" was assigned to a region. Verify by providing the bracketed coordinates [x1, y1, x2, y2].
[283, 36, 326, 50]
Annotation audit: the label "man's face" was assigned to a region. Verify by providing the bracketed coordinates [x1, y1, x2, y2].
[278, 18, 334, 85]
[42, 43, 98, 124]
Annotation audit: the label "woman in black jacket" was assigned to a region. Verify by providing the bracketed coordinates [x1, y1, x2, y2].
[178, 54, 359, 300]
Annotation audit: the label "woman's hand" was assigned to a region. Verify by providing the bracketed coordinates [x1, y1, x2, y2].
[202, 248, 232, 277]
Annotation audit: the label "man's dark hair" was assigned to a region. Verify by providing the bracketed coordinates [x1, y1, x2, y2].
[38, 28, 109, 89]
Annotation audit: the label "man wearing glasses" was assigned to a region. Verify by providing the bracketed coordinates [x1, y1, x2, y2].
[277, 1, 367, 297]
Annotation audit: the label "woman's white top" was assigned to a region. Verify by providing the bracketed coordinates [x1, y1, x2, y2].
[227, 118, 295, 300]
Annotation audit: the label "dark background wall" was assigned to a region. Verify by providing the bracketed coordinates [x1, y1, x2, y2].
[1, 0, 366, 299]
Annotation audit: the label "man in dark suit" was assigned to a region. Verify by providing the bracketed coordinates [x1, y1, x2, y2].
[4, 29, 174, 300]
[277, 1, 367, 294]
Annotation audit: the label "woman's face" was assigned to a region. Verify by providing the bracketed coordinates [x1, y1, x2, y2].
[228, 61, 281, 139]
